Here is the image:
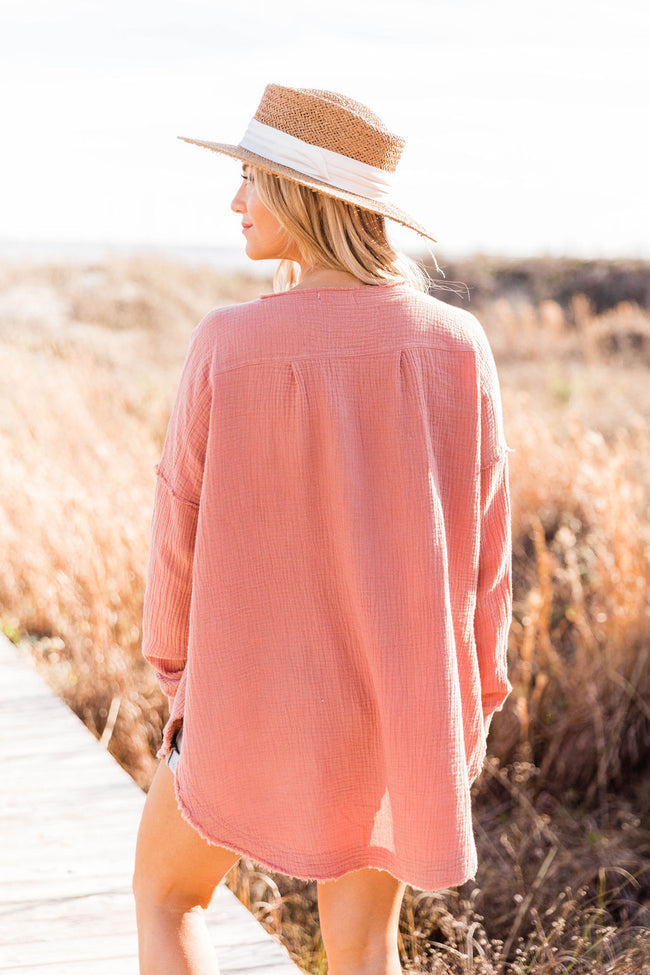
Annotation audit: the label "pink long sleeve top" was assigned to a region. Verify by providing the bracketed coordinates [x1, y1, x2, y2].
[142, 281, 512, 891]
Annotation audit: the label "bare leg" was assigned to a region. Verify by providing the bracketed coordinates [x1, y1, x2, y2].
[317, 868, 406, 975]
[133, 760, 240, 975]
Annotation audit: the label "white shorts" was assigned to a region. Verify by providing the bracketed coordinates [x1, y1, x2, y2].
[165, 726, 183, 775]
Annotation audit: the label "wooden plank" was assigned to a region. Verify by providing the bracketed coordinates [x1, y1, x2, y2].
[0, 635, 301, 974]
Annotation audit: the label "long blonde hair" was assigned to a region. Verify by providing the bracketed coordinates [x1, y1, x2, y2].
[251, 166, 430, 293]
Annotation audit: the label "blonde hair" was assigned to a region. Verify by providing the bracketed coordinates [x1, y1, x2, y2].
[251, 167, 430, 293]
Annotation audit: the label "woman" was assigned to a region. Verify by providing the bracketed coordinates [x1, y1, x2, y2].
[133, 84, 512, 975]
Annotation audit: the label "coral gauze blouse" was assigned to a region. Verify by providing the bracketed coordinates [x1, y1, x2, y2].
[142, 282, 512, 891]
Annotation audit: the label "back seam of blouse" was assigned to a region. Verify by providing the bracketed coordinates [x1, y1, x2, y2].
[207, 343, 476, 379]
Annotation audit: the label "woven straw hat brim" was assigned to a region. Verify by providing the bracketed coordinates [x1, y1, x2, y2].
[178, 136, 436, 243]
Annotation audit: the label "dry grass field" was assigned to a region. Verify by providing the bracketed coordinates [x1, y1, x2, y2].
[1, 255, 649, 972]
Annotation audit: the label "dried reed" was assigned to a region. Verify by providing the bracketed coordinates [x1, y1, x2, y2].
[1, 257, 648, 971]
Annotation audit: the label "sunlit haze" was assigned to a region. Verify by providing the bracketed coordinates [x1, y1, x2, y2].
[1, 0, 648, 260]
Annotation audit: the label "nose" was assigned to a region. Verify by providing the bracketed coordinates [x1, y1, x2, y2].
[231, 180, 246, 214]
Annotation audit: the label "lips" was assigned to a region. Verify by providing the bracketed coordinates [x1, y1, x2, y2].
[242, 223, 252, 232]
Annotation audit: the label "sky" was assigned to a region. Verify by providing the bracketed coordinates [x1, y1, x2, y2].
[1, 0, 648, 260]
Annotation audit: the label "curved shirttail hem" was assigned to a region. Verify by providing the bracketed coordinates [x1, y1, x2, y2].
[171, 774, 477, 893]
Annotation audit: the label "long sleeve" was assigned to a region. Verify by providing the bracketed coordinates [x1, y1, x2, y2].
[142, 475, 199, 705]
[474, 450, 513, 722]
[141, 325, 212, 706]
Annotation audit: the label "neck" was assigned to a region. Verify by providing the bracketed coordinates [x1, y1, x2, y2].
[292, 265, 366, 291]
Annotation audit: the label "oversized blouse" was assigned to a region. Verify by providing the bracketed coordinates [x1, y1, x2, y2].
[142, 281, 512, 891]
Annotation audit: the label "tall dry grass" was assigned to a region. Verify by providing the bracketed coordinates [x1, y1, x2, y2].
[0, 258, 262, 784]
[1, 256, 649, 971]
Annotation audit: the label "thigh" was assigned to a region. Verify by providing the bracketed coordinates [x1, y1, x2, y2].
[317, 868, 406, 950]
[134, 760, 240, 911]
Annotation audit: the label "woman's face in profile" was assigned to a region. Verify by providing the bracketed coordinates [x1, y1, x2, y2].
[231, 166, 300, 263]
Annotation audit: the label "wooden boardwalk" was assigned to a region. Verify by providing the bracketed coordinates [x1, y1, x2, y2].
[0, 635, 301, 974]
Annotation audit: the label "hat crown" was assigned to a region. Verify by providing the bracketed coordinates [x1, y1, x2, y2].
[254, 84, 404, 174]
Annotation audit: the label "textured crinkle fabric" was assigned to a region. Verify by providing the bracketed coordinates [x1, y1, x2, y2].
[142, 282, 512, 891]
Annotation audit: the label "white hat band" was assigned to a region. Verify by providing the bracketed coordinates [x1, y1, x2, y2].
[239, 118, 393, 202]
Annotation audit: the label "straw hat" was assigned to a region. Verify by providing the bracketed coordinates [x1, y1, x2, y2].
[179, 84, 436, 242]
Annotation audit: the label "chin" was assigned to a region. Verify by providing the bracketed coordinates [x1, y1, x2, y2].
[245, 244, 268, 261]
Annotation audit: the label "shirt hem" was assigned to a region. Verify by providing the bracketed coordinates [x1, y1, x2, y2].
[170, 769, 477, 893]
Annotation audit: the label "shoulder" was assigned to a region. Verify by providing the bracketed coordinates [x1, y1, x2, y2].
[407, 291, 503, 413]
[183, 298, 270, 372]
[411, 294, 509, 464]
[401, 288, 494, 359]
[191, 298, 265, 348]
